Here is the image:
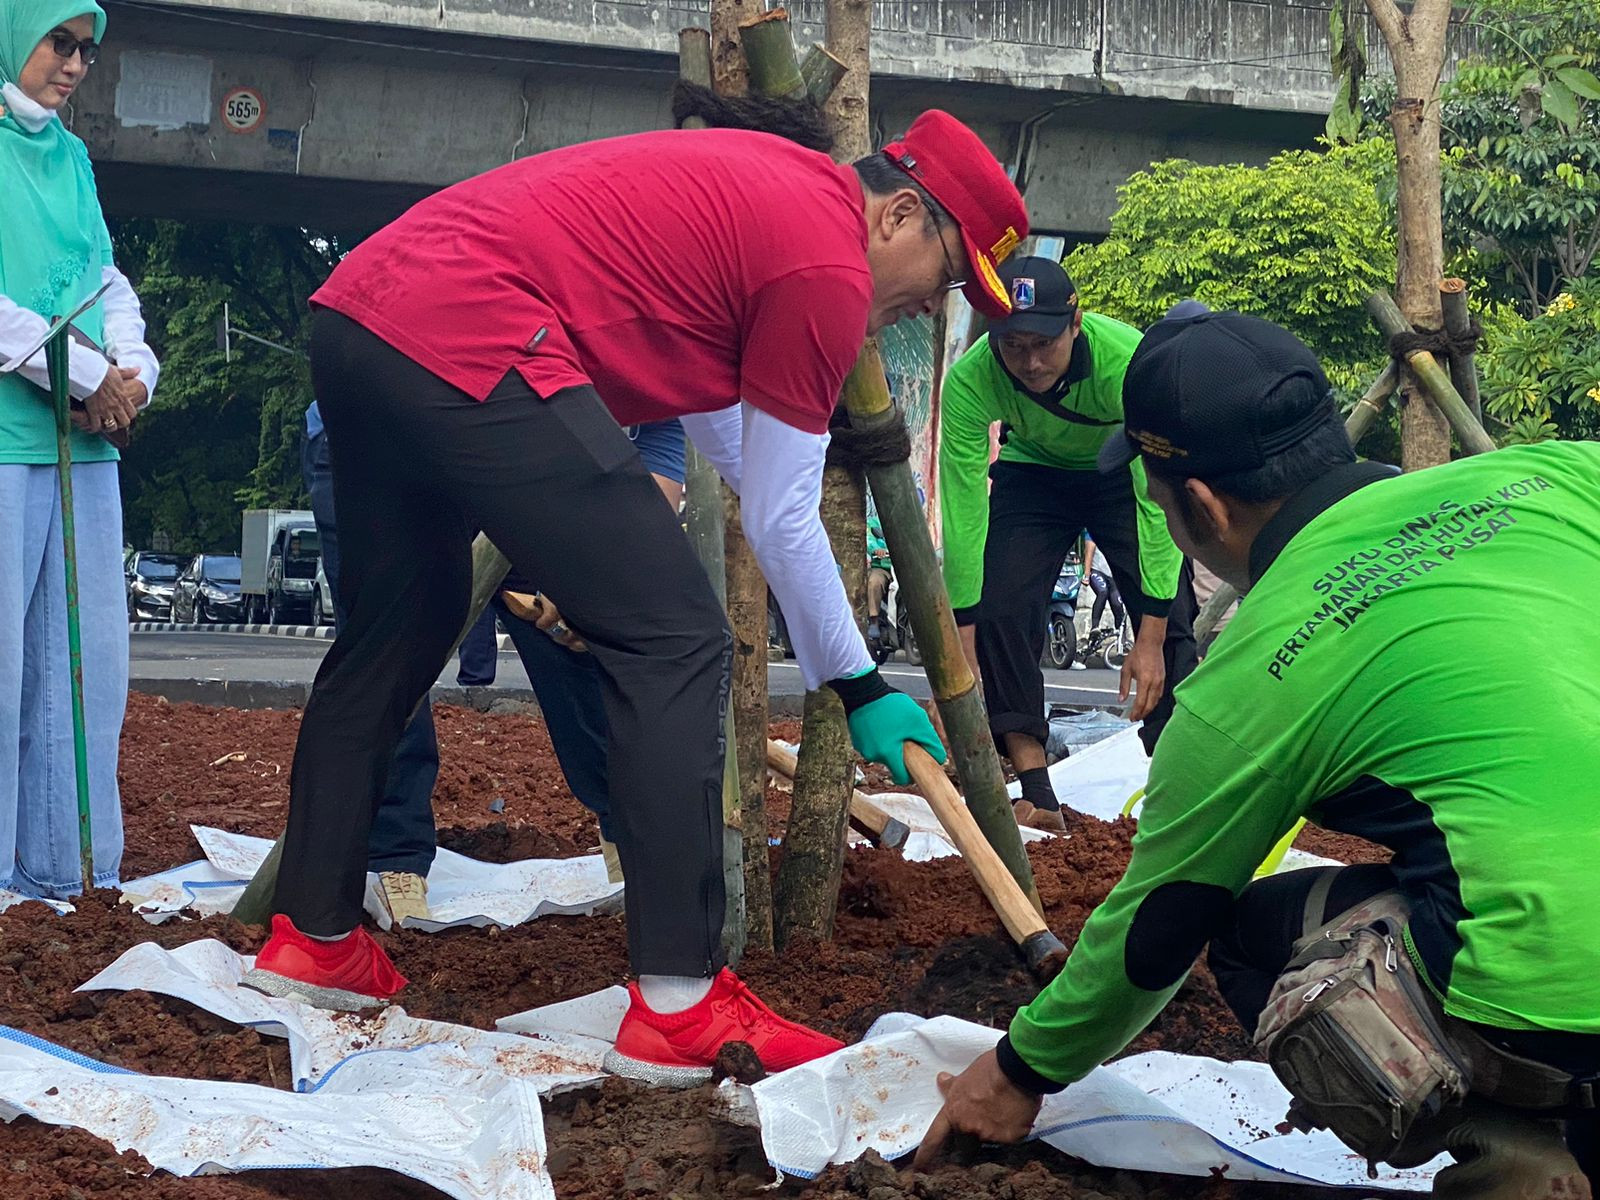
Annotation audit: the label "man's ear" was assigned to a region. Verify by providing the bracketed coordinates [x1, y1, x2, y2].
[879, 187, 923, 236]
[1069, 309, 1085, 339]
[1184, 479, 1233, 543]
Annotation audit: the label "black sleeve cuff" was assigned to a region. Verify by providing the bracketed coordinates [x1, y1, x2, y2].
[825, 666, 893, 715]
[1131, 593, 1174, 619]
[951, 605, 980, 626]
[995, 1033, 1069, 1095]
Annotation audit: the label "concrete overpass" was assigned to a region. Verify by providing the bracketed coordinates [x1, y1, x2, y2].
[74, 0, 1472, 237]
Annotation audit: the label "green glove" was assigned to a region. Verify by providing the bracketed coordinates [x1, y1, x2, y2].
[828, 666, 946, 786]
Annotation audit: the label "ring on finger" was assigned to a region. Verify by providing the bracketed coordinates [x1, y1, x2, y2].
[102, 416, 117, 430]
[549, 621, 570, 638]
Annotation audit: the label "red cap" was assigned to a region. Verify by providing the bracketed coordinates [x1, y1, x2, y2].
[881, 110, 1029, 319]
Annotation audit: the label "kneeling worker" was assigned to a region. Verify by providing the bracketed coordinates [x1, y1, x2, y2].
[919, 311, 1599, 1197]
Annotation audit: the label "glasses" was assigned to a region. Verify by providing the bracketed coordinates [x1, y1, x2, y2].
[934, 223, 967, 293]
[48, 29, 99, 65]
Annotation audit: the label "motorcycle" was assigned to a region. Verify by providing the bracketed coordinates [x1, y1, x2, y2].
[1042, 560, 1083, 670]
[868, 575, 920, 666]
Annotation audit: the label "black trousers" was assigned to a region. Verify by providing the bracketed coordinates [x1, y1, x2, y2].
[966, 461, 1198, 754]
[301, 429, 439, 878]
[1209, 865, 1600, 1182]
[276, 311, 732, 977]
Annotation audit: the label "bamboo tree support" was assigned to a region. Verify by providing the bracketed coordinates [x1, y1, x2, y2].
[232, 535, 514, 923]
[677, 22, 753, 962]
[1439, 278, 1483, 424]
[1366, 291, 1497, 456]
[744, 5, 868, 949]
[843, 347, 1041, 904]
[43, 324, 95, 890]
[801, 45, 848, 103]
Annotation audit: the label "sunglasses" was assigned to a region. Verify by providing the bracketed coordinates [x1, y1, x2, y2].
[48, 29, 99, 65]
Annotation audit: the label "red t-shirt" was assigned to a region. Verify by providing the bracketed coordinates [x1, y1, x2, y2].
[311, 129, 872, 435]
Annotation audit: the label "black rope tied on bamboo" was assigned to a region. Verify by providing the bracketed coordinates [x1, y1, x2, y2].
[671, 81, 835, 153]
[1388, 319, 1482, 365]
[824, 403, 912, 469]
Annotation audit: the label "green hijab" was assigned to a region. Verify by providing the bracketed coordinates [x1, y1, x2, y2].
[0, 0, 112, 331]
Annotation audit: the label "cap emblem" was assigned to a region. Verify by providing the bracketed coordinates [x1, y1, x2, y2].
[990, 226, 1021, 262]
[1130, 429, 1189, 459]
[1011, 277, 1036, 309]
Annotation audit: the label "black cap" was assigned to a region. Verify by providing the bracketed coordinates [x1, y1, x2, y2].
[990, 257, 1079, 339]
[1098, 310, 1336, 477]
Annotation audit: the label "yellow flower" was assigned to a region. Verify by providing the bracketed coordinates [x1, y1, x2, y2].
[1588, 385, 1600, 405]
[1547, 293, 1577, 315]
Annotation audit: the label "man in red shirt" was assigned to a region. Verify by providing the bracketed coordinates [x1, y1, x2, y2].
[243, 111, 1030, 1085]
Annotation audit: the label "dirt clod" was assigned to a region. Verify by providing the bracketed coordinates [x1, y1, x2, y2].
[711, 1040, 767, 1085]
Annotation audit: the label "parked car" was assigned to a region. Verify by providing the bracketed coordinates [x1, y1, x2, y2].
[310, 554, 335, 628]
[172, 553, 245, 624]
[125, 551, 188, 621]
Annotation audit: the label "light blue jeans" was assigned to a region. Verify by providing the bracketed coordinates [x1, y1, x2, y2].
[0, 462, 126, 896]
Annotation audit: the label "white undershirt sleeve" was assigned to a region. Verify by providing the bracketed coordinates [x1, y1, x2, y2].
[0, 292, 112, 400]
[99, 265, 161, 403]
[682, 403, 873, 691]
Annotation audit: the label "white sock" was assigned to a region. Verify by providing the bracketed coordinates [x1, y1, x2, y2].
[638, 974, 713, 1014]
[303, 929, 351, 942]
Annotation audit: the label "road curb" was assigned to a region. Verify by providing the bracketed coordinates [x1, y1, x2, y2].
[128, 676, 807, 719]
[129, 621, 521, 651]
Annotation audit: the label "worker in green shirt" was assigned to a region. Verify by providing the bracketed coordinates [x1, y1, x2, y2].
[866, 518, 893, 653]
[938, 258, 1196, 829]
[917, 311, 1600, 1198]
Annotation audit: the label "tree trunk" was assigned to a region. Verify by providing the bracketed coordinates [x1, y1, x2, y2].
[757, 3, 870, 949]
[1365, 0, 1453, 470]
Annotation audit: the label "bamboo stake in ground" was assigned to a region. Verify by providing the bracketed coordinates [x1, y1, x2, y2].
[678, 21, 753, 963]
[1439, 278, 1483, 424]
[846, 347, 1041, 906]
[47, 324, 94, 889]
[1366, 291, 1497, 456]
[749, 4, 867, 950]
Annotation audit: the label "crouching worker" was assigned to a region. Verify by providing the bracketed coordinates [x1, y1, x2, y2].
[917, 311, 1600, 1197]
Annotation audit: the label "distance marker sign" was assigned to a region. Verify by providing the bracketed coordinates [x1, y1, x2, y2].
[220, 87, 265, 134]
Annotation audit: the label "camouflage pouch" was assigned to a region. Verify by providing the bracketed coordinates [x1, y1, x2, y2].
[1252, 883, 1471, 1176]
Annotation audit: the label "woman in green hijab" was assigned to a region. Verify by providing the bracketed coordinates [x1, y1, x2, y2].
[0, 0, 159, 898]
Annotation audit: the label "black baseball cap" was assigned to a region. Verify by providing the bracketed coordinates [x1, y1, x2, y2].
[990, 257, 1079, 339]
[1098, 310, 1336, 477]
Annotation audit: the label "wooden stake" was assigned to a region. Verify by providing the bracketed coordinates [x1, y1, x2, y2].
[1439, 278, 1483, 423]
[1366, 291, 1497, 456]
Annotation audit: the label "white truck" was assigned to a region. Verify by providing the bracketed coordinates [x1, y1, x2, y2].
[240, 509, 321, 624]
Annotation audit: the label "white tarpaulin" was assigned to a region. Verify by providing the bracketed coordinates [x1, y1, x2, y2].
[749, 1013, 1442, 1188]
[847, 792, 1058, 863]
[119, 825, 622, 930]
[0, 1024, 553, 1200]
[79, 940, 610, 1095]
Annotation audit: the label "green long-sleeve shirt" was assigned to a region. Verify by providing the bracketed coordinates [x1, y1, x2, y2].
[999, 444, 1600, 1094]
[938, 313, 1180, 614]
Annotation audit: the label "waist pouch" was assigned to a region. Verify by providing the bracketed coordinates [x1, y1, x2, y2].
[1252, 883, 1470, 1175]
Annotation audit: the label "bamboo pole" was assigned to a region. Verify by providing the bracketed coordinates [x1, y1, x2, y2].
[747, 5, 868, 948]
[44, 326, 95, 890]
[679, 20, 752, 961]
[846, 347, 1041, 907]
[1366, 291, 1497, 456]
[801, 44, 847, 103]
[1439, 278, 1483, 424]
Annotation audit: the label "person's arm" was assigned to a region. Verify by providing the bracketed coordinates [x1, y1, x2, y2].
[999, 706, 1301, 1089]
[938, 355, 1000, 618]
[0, 293, 114, 399]
[99, 265, 160, 403]
[1128, 458, 1182, 614]
[684, 403, 871, 690]
[917, 703, 1307, 1167]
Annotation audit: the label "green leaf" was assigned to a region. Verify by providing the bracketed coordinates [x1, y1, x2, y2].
[1541, 79, 1580, 129]
[1554, 67, 1600, 102]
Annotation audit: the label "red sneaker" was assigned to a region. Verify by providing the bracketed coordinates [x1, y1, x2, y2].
[602, 969, 845, 1087]
[240, 914, 408, 1011]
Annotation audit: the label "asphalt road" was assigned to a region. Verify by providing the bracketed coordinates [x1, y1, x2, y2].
[129, 630, 1127, 709]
